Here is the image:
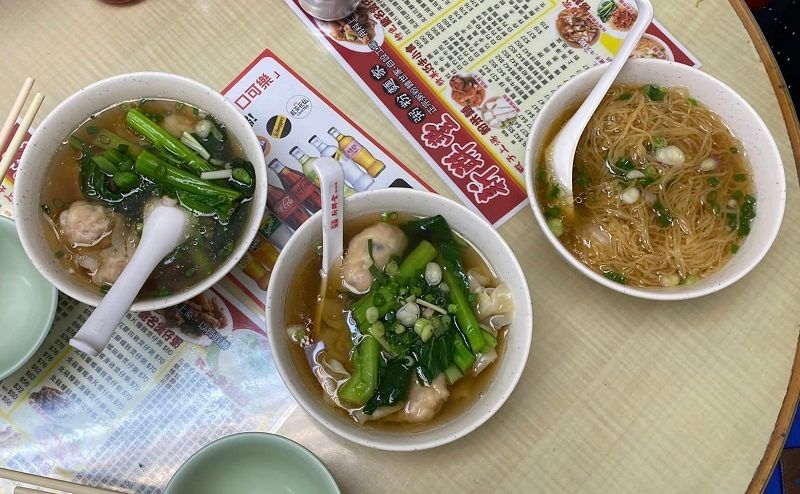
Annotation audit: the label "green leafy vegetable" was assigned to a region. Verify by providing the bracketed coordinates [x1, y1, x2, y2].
[652, 201, 673, 227]
[604, 271, 627, 284]
[738, 194, 756, 237]
[642, 84, 666, 101]
[363, 357, 414, 415]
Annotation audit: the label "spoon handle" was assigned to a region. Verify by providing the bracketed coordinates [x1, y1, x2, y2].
[69, 205, 188, 356]
[561, 0, 654, 139]
[313, 157, 345, 278]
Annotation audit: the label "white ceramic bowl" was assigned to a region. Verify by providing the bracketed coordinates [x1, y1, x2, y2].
[266, 189, 533, 451]
[525, 59, 786, 300]
[13, 72, 267, 311]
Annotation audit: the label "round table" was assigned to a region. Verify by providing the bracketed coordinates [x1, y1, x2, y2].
[0, 0, 798, 492]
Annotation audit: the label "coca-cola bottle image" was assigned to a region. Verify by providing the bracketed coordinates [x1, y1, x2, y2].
[266, 184, 311, 231]
[268, 158, 321, 213]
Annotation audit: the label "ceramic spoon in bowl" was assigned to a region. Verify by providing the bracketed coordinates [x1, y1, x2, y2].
[544, 0, 654, 217]
[312, 157, 345, 331]
[69, 197, 190, 356]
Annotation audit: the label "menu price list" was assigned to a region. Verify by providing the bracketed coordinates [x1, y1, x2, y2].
[0, 290, 295, 494]
[285, 0, 698, 225]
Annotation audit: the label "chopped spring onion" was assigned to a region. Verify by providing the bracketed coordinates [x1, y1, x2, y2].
[385, 259, 399, 276]
[643, 84, 666, 101]
[444, 364, 464, 385]
[370, 321, 385, 338]
[650, 136, 667, 149]
[547, 217, 565, 236]
[699, 157, 719, 171]
[707, 176, 721, 187]
[734, 173, 747, 182]
[604, 271, 627, 284]
[731, 244, 740, 254]
[180, 131, 211, 159]
[200, 169, 233, 180]
[286, 324, 308, 345]
[393, 323, 405, 334]
[544, 207, 561, 219]
[365, 306, 379, 324]
[684, 275, 700, 285]
[660, 273, 680, 287]
[210, 158, 227, 166]
[653, 202, 673, 227]
[232, 167, 253, 185]
[414, 318, 433, 342]
[381, 211, 399, 222]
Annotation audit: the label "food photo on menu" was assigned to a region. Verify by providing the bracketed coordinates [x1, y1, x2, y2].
[0, 0, 798, 493]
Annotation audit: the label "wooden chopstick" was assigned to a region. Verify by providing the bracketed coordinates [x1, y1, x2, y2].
[0, 77, 34, 151]
[15, 486, 57, 494]
[0, 468, 123, 494]
[0, 91, 43, 179]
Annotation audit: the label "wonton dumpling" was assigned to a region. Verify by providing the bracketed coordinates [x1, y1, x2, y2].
[342, 222, 407, 293]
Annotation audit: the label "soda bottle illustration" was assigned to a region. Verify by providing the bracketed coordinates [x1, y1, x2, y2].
[289, 146, 356, 197]
[327, 126, 385, 177]
[309, 135, 374, 191]
[249, 234, 280, 268]
[237, 252, 271, 290]
[266, 184, 311, 230]
[268, 158, 322, 213]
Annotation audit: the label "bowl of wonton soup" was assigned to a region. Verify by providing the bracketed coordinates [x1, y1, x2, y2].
[266, 189, 533, 451]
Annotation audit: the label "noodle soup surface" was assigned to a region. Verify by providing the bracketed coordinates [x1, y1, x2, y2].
[536, 84, 756, 288]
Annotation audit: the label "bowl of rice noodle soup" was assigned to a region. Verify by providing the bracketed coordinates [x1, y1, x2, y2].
[13, 72, 267, 311]
[525, 59, 785, 300]
[266, 189, 532, 451]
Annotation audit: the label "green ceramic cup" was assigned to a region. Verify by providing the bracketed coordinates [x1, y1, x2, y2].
[0, 216, 57, 380]
[165, 433, 340, 494]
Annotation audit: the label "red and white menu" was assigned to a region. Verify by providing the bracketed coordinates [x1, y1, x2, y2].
[222, 49, 431, 310]
[284, 0, 700, 225]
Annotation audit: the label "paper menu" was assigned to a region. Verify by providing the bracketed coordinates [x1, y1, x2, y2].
[284, 0, 700, 226]
[221, 49, 431, 310]
[0, 288, 295, 494]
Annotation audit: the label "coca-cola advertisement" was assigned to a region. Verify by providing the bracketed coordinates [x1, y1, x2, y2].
[222, 50, 431, 309]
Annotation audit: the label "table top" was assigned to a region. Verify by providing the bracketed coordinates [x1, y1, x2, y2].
[1, 0, 799, 493]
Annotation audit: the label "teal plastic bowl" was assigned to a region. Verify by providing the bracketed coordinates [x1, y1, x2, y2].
[165, 433, 340, 494]
[0, 216, 57, 380]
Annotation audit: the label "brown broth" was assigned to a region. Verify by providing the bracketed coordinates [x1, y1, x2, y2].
[40, 99, 252, 300]
[284, 214, 506, 432]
